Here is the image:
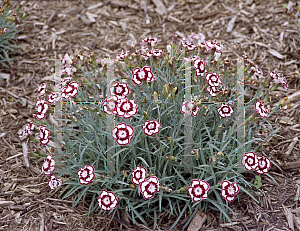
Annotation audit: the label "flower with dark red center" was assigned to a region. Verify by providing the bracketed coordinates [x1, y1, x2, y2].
[116, 50, 129, 60]
[206, 86, 220, 97]
[48, 92, 60, 104]
[132, 67, 146, 86]
[205, 40, 215, 52]
[181, 101, 194, 115]
[39, 125, 50, 145]
[141, 54, 149, 61]
[48, 175, 62, 190]
[214, 43, 223, 53]
[185, 41, 197, 51]
[193, 59, 205, 77]
[143, 66, 156, 83]
[220, 181, 239, 202]
[241, 152, 258, 171]
[214, 52, 222, 62]
[140, 37, 158, 46]
[191, 105, 201, 117]
[205, 73, 222, 87]
[140, 176, 161, 200]
[60, 77, 73, 88]
[152, 49, 163, 57]
[38, 83, 47, 96]
[131, 166, 147, 185]
[36, 99, 48, 120]
[254, 155, 271, 174]
[103, 95, 119, 116]
[61, 54, 73, 65]
[19, 122, 35, 140]
[111, 122, 134, 146]
[190, 56, 200, 61]
[268, 71, 288, 90]
[187, 180, 209, 202]
[18, 129, 26, 140]
[254, 101, 269, 118]
[78, 165, 95, 185]
[109, 82, 129, 99]
[143, 120, 161, 136]
[217, 104, 234, 118]
[62, 63, 77, 76]
[145, 50, 154, 58]
[251, 65, 263, 76]
[115, 98, 138, 119]
[97, 190, 119, 211]
[61, 81, 79, 99]
[188, 32, 205, 44]
[41, 154, 56, 175]
[139, 46, 148, 55]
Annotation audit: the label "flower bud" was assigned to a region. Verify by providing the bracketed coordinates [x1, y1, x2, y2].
[130, 184, 135, 189]
[167, 45, 171, 53]
[166, 136, 171, 142]
[172, 34, 177, 45]
[122, 170, 128, 178]
[172, 87, 178, 97]
[216, 151, 222, 156]
[167, 93, 172, 100]
[143, 111, 149, 120]
[279, 97, 288, 106]
[165, 187, 172, 193]
[162, 84, 168, 98]
[99, 175, 105, 179]
[169, 81, 173, 90]
[212, 156, 217, 163]
[153, 91, 159, 103]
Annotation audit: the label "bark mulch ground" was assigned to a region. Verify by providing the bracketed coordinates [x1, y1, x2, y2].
[0, 0, 300, 230]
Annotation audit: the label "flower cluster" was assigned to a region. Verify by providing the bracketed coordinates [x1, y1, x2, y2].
[131, 166, 161, 200]
[25, 54, 81, 189]
[23, 33, 288, 224]
[180, 101, 201, 117]
[102, 77, 162, 145]
[241, 152, 271, 174]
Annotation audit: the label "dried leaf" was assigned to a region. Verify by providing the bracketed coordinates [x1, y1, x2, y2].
[152, 0, 167, 15]
[187, 211, 207, 231]
[226, 15, 237, 33]
[268, 49, 285, 59]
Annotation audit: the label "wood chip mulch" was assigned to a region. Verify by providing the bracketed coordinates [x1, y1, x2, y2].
[0, 0, 300, 230]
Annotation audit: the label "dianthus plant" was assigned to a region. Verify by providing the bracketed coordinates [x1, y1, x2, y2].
[22, 33, 289, 230]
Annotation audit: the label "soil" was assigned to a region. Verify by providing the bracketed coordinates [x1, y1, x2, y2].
[0, 0, 300, 230]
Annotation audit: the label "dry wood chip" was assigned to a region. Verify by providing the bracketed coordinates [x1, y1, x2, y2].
[253, 41, 269, 48]
[283, 204, 294, 231]
[168, 15, 183, 23]
[140, 0, 147, 15]
[268, 49, 285, 59]
[0, 73, 10, 80]
[86, 12, 97, 23]
[187, 211, 207, 231]
[175, 31, 185, 38]
[227, 15, 237, 33]
[192, 12, 218, 20]
[285, 136, 298, 157]
[87, 2, 103, 11]
[151, 0, 167, 15]
[200, 0, 216, 14]
[110, 0, 127, 7]
[0, 201, 15, 207]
